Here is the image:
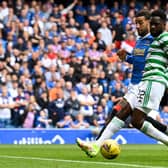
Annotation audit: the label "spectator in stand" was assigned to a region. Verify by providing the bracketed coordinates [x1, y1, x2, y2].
[64, 90, 80, 120]
[50, 4, 61, 23]
[122, 9, 136, 33]
[23, 82, 34, 101]
[87, 4, 101, 34]
[51, 35, 61, 54]
[37, 90, 49, 110]
[13, 36, 27, 52]
[92, 104, 106, 128]
[0, 1, 9, 20]
[82, 22, 95, 46]
[97, 0, 108, 14]
[95, 31, 106, 51]
[112, 15, 126, 50]
[23, 19, 34, 36]
[35, 109, 52, 128]
[88, 42, 102, 68]
[121, 32, 136, 54]
[48, 90, 65, 127]
[110, 1, 120, 16]
[49, 80, 63, 102]
[123, 69, 132, 88]
[0, 84, 16, 128]
[108, 72, 122, 93]
[90, 82, 102, 113]
[58, 0, 78, 17]
[34, 79, 49, 103]
[14, 0, 23, 16]
[12, 87, 28, 127]
[63, 81, 73, 101]
[46, 44, 58, 60]
[98, 70, 109, 94]
[3, 7, 18, 26]
[160, 106, 168, 125]
[74, 0, 87, 26]
[45, 64, 60, 88]
[165, 2, 168, 20]
[89, 73, 101, 90]
[8, 79, 19, 98]
[22, 103, 36, 128]
[74, 42, 85, 60]
[27, 51, 39, 74]
[59, 58, 70, 74]
[71, 113, 90, 129]
[111, 82, 125, 104]
[66, 36, 76, 53]
[58, 40, 71, 61]
[56, 113, 73, 128]
[75, 75, 88, 94]
[99, 95, 112, 119]
[29, 95, 41, 112]
[64, 66, 76, 86]
[97, 20, 113, 46]
[103, 43, 118, 64]
[77, 86, 95, 124]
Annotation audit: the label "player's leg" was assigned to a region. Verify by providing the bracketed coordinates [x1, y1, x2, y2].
[131, 81, 168, 145]
[96, 83, 168, 144]
[96, 98, 131, 139]
[76, 82, 168, 156]
[131, 108, 168, 145]
[146, 89, 168, 135]
[160, 89, 168, 108]
[76, 98, 131, 157]
[146, 116, 168, 134]
[76, 137, 100, 157]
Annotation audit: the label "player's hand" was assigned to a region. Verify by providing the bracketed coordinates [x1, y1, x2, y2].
[117, 49, 127, 61]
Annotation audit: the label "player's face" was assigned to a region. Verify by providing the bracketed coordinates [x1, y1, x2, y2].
[150, 16, 165, 37]
[135, 16, 149, 37]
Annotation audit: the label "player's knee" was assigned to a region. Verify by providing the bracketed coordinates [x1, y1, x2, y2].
[131, 118, 144, 129]
[131, 108, 146, 129]
[113, 98, 129, 113]
[131, 119, 139, 129]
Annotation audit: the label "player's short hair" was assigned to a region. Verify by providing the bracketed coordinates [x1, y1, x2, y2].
[151, 10, 167, 22]
[135, 9, 151, 20]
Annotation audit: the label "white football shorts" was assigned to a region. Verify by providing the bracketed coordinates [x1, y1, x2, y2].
[124, 83, 139, 110]
[135, 80, 165, 114]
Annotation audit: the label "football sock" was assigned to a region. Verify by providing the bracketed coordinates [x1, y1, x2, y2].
[146, 116, 167, 133]
[164, 127, 168, 135]
[141, 121, 168, 145]
[96, 101, 128, 140]
[96, 109, 117, 140]
[96, 116, 125, 147]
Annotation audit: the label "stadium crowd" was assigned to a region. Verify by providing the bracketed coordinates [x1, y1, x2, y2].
[0, 0, 168, 129]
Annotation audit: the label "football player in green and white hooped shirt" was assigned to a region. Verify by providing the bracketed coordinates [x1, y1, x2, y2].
[115, 10, 168, 146]
[103, 9, 168, 143]
[142, 30, 168, 88]
[100, 9, 168, 147]
[76, 10, 168, 158]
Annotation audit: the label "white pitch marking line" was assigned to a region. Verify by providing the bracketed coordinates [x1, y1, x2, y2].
[0, 155, 166, 168]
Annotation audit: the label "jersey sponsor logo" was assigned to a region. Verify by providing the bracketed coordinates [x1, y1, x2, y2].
[133, 48, 145, 56]
[13, 135, 65, 144]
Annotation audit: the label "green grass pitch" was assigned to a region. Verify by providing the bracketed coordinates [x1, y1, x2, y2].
[0, 144, 167, 168]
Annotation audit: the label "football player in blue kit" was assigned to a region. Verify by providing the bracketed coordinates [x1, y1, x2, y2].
[76, 9, 168, 157]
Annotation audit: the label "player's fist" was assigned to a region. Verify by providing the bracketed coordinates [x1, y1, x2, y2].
[117, 49, 127, 61]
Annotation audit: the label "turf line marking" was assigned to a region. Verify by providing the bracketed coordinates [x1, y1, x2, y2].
[0, 155, 166, 168]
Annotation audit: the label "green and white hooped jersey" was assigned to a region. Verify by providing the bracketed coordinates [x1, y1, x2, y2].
[142, 32, 168, 87]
